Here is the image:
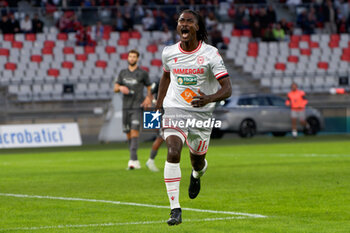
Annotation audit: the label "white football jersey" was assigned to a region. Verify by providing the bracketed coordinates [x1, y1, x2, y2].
[162, 41, 229, 112]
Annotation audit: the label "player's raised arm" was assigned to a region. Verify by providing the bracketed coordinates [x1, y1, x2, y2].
[191, 76, 232, 108]
[155, 71, 170, 109]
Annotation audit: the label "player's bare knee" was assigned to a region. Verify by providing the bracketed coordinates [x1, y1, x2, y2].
[167, 146, 181, 163]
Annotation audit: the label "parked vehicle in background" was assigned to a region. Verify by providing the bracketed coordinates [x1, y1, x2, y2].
[212, 94, 324, 138]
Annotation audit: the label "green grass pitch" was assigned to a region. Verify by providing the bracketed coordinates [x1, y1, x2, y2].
[0, 135, 350, 232]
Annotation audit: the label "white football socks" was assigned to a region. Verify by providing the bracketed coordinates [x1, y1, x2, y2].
[192, 159, 208, 179]
[164, 161, 181, 209]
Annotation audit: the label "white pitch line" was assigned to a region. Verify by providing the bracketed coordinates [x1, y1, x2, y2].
[0, 193, 267, 218]
[0, 216, 246, 231]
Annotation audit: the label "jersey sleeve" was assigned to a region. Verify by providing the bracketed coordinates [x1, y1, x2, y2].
[210, 49, 229, 80]
[161, 46, 170, 73]
[115, 71, 123, 85]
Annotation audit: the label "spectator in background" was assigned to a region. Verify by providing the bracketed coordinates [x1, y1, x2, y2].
[76, 25, 96, 46]
[142, 10, 155, 31]
[287, 0, 301, 11]
[266, 5, 277, 25]
[337, 16, 348, 33]
[324, 0, 337, 34]
[0, 14, 12, 34]
[234, 6, 246, 30]
[154, 10, 168, 31]
[99, 7, 111, 24]
[9, 13, 20, 34]
[206, 11, 218, 33]
[20, 14, 33, 33]
[210, 23, 227, 50]
[305, 11, 317, 34]
[298, 9, 316, 34]
[251, 20, 262, 41]
[92, 20, 104, 43]
[272, 23, 285, 41]
[258, 7, 269, 29]
[115, 11, 125, 31]
[58, 11, 72, 32]
[72, 15, 82, 32]
[262, 24, 275, 42]
[123, 12, 134, 31]
[279, 18, 292, 35]
[32, 13, 44, 33]
[159, 24, 173, 45]
[133, 0, 145, 24]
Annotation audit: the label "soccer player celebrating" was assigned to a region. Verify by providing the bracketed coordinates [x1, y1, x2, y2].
[156, 10, 232, 225]
[114, 49, 155, 170]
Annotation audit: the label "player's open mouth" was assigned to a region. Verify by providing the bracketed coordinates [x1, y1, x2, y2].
[181, 29, 190, 38]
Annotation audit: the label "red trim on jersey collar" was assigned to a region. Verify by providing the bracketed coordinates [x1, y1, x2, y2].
[178, 41, 202, 54]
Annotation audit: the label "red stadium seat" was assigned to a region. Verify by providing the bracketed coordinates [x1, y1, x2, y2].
[4, 34, 14, 42]
[76, 54, 87, 62]
[118, 39, 129, 46]
[105, 46, 116, 54]
[130, 30, 141, 39]
[25, 33, 36, 41]
[330, 34, 340, 42]
[0, 48, 10, 56]
[223, 37, 230, 45]
[317, 62, 329, 69]
[84, 46, 95, 54]
[12, 41, 23, 49]
[57, 33, 68, 41]
[96, 60, 107, 68]
[300, 35, 310, 42]
[62, 61, 74, 69]
[44, 40, 55, 48]
[288, 42, 299, 49]
[141, 66, 149, 72]
[248, 42, 258, 49]
[102, 32, 110, 40]
[274, 63, 286, 70]
[47, 68, 60, 77]
[342, 48, 350, 56]
[309, 41, 319, 48]
[120, 53, 128, 60]
[231, 29, 242, 37]
[328, 41, 339, 48]
[341, 54, 350, 62]
[300, 49, 311, 56]
[290, 35, 300, 43]
[5, 62, 17, 70]
[242, 29, 252, 37]
[63, 47, 74, 54]
[104, 25, 113, 33]
[151, 59, 162, 67]
[247, 50, 258, 57]
[147, 44, 158, 53]
[120, 32, 130, 40]
[288, 55, 299, 63]
[31, 55, 43, 63]
[42, 47, 53, 55]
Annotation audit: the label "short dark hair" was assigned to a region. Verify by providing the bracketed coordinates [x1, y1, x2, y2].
[128, 49, 140, 57]
[179, 9, 208, 42]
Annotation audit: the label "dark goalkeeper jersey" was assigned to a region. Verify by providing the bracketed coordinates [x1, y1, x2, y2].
[115, 67, 151, 110]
